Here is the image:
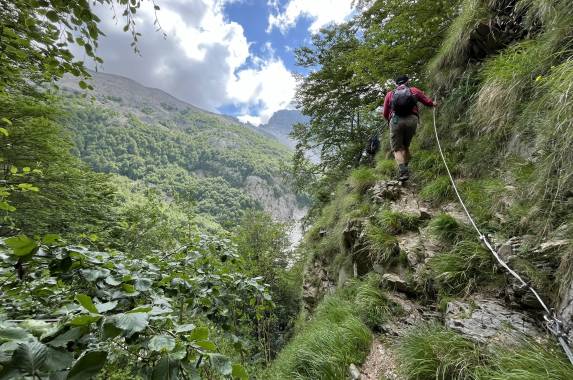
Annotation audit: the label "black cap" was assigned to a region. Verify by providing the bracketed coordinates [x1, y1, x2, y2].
[395, 75, 409, 85]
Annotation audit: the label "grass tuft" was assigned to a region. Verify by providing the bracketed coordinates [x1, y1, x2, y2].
[374, 159, 396, 179]
[375, 209, 421, 235]
[476, 340, 573, 379]
[268, 293, 372, 379]
[363, 222, 400, 265]
[428, 213, 471, 243]
[397, 323, 483, 380]
[353, 274, 399, 329]
[349, 167, 377, 194]
[420, 176, 454, 204]
[428, 240, 497, 295]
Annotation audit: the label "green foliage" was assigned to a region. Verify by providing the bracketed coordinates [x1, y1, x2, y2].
[234, 210, 302, 360]
[0, 93, 117, 236]
[64, 100, 294, 226]
[0, 233, 264, 378]
[428, 241, 497, 295]
[0, 0, 157, 93]
[374, 158, 396, 179]
[397, 324, 483, 380]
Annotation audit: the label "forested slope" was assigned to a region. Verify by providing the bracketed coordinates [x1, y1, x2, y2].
[268, 0, 573, 378]
[59, 72, 305, 226]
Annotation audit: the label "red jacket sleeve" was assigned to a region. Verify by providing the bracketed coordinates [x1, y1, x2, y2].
[411, 87, 434, 107]
[383, 91, 392, 121]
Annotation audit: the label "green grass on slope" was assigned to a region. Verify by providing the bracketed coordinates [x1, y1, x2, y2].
[267, 275, 396, 379]
[398, 324, 483, 380]
[268, 297, 371, 380]
[397, 324, 573, 380]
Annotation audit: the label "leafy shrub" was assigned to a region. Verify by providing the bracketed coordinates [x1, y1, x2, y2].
[0, 234, 263, 379]
[397, 324, 483, 380]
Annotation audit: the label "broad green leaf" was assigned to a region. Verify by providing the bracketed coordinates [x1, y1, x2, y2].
[13, 341, 48, 375]
[0, 327, 33, 343]
[188, 327, 208, 341]
[122, 283, 136, 293]
[46, 327, 84, 348]
[175, 324, 195, 333]
[148, 335, 176, 352]
[4, 235, 37, 256]
[0, 201, 16, 212]
[41, 234, 60, 245]
[194, 340, 216, 351]
[43, 348, 73, 372]
[151, 357, 179, 380]
[110, 313, 148, 336]
[66, 351, 107, 380]
[104, 277, 121, 286]
[101, 323, 122, 340]
[134, 278, 153, 291]
[232, 363, 249, 380]
[0, 118, 12, 126]
[126, 305, 152, 314]
[69, 315, 100, 326]
[209, 354, 232, 376]
[80, 269, 110, 282]
[0, 128, 8, 137]
[75, 294, 98, 314]
[95, 301, 118, 313]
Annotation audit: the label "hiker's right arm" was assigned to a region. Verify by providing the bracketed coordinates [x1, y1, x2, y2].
[412, 87, 434, 107]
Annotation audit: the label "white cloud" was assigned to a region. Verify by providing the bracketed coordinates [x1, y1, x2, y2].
[267, 0, 354, 34]
[228, 57, 296, 125]
[92, 0, 295, 125]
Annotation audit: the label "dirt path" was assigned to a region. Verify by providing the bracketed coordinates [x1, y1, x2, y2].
[359, 338, 402, 380]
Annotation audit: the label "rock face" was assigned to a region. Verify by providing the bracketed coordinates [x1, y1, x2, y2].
[302, 259, 335, 311]
[445, 298, 543, 344]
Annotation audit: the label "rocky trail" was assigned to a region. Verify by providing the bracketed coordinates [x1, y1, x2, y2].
[305, 178, 564, 380]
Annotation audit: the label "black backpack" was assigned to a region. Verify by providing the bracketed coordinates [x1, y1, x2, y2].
[391, 85, 417, 117]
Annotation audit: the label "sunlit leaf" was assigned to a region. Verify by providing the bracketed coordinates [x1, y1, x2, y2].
[75, 294, 98, 314]
[4, 235, 37, 256]
[148, 335, 175, 352]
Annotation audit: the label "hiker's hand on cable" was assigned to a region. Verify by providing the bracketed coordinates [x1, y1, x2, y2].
[433, 101, 439, 107]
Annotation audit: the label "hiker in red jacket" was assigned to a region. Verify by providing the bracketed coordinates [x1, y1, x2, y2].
[382, 75, 436, 181]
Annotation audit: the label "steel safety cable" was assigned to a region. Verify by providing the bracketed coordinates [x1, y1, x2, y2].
[431, 108, 573, 365]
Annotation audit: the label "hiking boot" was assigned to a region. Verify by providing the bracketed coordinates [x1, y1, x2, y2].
[398, 164, 410, 181]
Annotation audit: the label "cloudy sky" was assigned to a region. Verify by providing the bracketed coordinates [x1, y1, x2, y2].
[89, 0, 354, 125]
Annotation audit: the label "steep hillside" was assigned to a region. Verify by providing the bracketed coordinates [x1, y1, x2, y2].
[268, 0, 573, 378]
[58, 72, 306, 226]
